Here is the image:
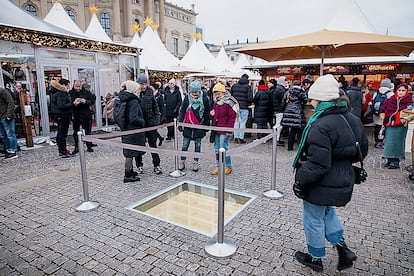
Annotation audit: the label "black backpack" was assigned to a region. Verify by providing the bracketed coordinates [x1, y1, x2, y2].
[372, 92, 387, 115]
[113, 97, 128, 130]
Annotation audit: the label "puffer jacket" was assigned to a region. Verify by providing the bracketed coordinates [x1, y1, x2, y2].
[139, 87, 160, 127]
[50, 80, 72, 118]
[281, 86, 307, 128]
[253, 85, 272, 124]
[0, 88, 15, 119]
[272, 84, 287, 113]
[231, 77, 253, 109]
[118, 90, 146, 158]
[295, 106, 368, 207]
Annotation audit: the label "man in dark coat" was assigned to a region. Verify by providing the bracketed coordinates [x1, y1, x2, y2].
[50, 79, 73, 158]
[292, 74, 368, 272]
[231, 74, 253, 143]
[135, 74, 162, 175]
[346, 77, 363, 119]
[164, 78, 182, 140]
[118, 80, 146, 183]
[152, 82, 166, 146]
[69, 80, 94, 154]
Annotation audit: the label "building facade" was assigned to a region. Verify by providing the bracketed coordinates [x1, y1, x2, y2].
[11, 0, 197, 58]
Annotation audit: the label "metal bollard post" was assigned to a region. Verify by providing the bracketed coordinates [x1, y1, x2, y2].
[75, 130, 100, 212]
[263, 126, 284, 199]
[205, 148, 237, 258]
[169, 118, 185, 177]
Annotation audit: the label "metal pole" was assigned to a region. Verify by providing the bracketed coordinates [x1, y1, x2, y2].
[75, 130, 100, 212]
[263, 126, 284, 199]
[169, 118, 185, 177]
[205, 148, 237, 258]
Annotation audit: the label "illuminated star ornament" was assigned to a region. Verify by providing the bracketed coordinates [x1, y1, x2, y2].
[196, 33, 202, 40]
[151, 23, 159, 31]
[191, 33, 197, 39]
[89, 6, 98, 14]
[144, 17, 153, 26]
[53, 0, 63, 3]
[132, 24, 141, 33]
[220, 41, 225, 47]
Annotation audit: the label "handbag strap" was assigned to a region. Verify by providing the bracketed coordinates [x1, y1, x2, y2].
[340, 115, 364, 168]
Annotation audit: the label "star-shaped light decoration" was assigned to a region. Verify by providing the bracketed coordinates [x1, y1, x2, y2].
[191, 33, 197, 39]
[52, 0, 63, 3]
[132, 24, 141, 33]
[144, 17, 153, 26]
[196, 33, 202, 40]
[220, 41, 225, 47]
[89, 6, 98, 14]
[151, 23, 159, 31]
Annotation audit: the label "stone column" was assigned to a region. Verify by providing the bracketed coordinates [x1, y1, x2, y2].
[159, 0, 165, 43]
[77, 0, 86, 31]
[112, 0, 122, 42]
[125, 0, 133, 37]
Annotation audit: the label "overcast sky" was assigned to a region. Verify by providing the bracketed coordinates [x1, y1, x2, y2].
[169, 0, 414, 45]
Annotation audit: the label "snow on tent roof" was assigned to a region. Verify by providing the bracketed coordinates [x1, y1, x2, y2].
[44, 2, 84, 36]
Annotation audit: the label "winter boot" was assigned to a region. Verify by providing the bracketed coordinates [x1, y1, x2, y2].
[336, 240, 357, 271]
[123, 171, 140, 183]
[71, 146, 79, 155]
[294, 251, 323, 272]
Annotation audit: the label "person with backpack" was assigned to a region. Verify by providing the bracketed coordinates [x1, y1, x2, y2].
[117, 80, 146, 183]
[370, 78, 394, 149]
[177, 80, 211, 172]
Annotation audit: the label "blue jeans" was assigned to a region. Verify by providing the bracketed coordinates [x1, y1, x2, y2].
[303, 200, 343, 258]
[0, 118, 17, 153]
[233, 109, 249, 140]
[181, 137, 201, 162]
[214, 134, 232, 168]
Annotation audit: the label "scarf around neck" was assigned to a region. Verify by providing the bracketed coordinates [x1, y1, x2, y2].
[216, 91, 240, 122]
[187, 91, 204, 118]
[292, 100, 348, 170]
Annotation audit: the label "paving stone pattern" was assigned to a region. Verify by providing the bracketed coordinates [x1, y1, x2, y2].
[0, 128, 413, 275]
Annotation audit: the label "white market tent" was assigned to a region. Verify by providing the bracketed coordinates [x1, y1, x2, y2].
[44, 2, 85, 36]
[137, 25, 180, 71]
[85, 12, 113, 43]
[215, 46, 237, 73]
[0, 0, 84, 39]
[180, 39, 222, 73]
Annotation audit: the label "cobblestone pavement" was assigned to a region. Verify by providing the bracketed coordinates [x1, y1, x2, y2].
[0, 127, 413, 275]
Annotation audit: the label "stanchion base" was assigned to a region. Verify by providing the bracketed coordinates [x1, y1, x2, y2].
[263, 190, 284, 199]
[169, 170, 186, 178]
[75, 201, 100, 212]
[205, 238, 237, 258]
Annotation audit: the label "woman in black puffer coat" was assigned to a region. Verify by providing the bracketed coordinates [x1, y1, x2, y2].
[292, 74, 368, 273]
[281, 81, 307, 150]
[253, 80, 272, 138]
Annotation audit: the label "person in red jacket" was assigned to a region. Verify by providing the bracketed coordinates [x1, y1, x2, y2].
[210, 83, 239, 175]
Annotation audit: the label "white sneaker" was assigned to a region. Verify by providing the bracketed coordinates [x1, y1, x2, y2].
[137, 166, 144, 174]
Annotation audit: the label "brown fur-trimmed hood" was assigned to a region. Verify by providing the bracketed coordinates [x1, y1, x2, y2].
[50, 80, 68, 92]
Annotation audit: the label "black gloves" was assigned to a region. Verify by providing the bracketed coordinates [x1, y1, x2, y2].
[293, 180, 306, 199]
[178, 126, 183, 132]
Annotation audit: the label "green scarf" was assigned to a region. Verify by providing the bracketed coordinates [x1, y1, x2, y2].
[292, 100, 348, 170]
